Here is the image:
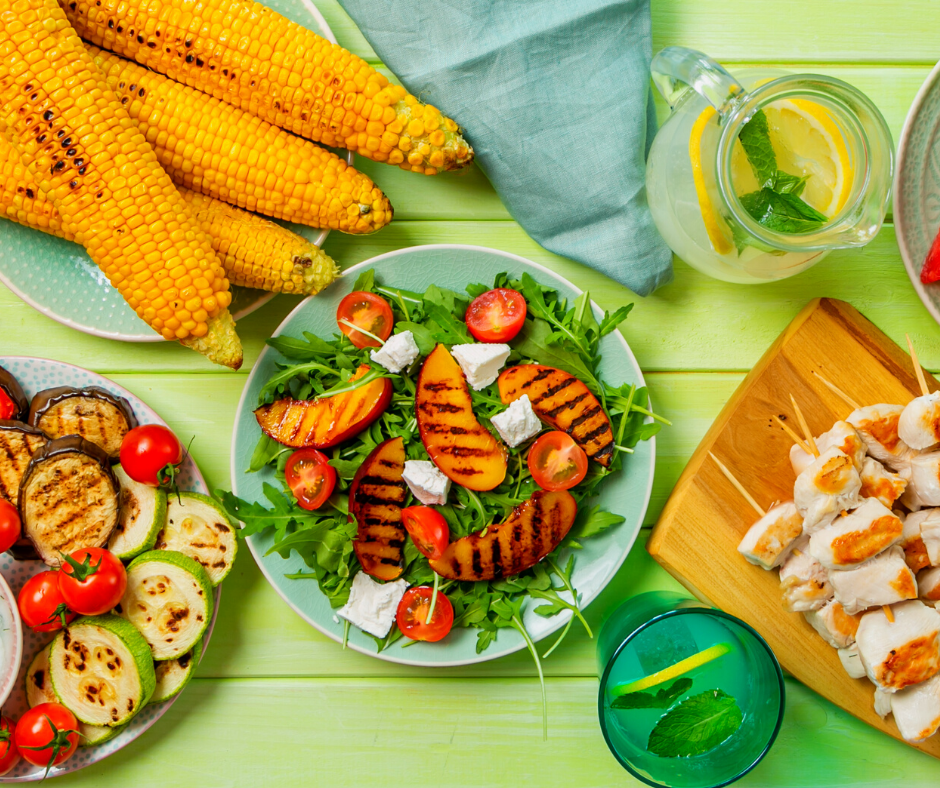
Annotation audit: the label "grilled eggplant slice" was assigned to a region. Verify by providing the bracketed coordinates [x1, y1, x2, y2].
[254, 365, 392, 448]
[498, 365, 614, 466]
[0, 365, 28, 422]
[416, 345, 507, 491]
[351, 437, 408, 581]
[157, 492, 238, 585]
[0, 420, 47, 504]
[19, 436, 121, 566]
[29, 386, 137, 458]
[429, 489, 577, 580]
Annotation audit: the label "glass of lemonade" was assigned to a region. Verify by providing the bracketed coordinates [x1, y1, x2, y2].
[646, 47, 894, 283]
[597, 592, 784, 788]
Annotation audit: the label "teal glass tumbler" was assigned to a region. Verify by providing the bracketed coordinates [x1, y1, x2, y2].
[597, 591, 785, 788]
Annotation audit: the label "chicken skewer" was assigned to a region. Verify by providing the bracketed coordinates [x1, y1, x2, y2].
[898, 335, 940, 451]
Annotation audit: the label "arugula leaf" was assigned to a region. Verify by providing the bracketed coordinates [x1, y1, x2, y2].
[267, 332, 337, 360]
[247, 434, 291, 473]
[610, 678, 692, 710]
[511, 318, 598, 393]
[647, 689, 743, 758]
[737, 109, 777, 185]
[599, 304, 634, 337]
[393, 321, 436, 355]
[351, 268, 375, 292]
[567, 505, 626, 542]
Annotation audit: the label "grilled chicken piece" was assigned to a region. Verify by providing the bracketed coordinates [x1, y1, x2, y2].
[838, 643, 866, 678]
[902, 510, 933, 573]
[804, 599, 862, 648]
[859, 457, 907, 509]
[830, 546, 917, 615]
[918, 509, 940, 566]
[255, 365, 393, 449]
[19, 436, 120, 566]
[900, 392, 940, 451]
[737, 500, 803, 570]
[891, 673, 940, 741]
[794, 447, 862, 533]
[907, 452, 940, 508]
[919, 566, 940, 602]
[0, 421, 47, 504]
[809, 498, 902, 570]
[416, 345, 507, 491]
[497, 365, 614, 467]
[789, 421, 867, 476]
[28, 386, 137, 458]
[874, 687, 894, 719]
[856, 600, 940, 692]
[429, 489, 577, 581]
[848, 404, 916, 470]
[350, 438, 408, 581]
[779, 540, 833, 612]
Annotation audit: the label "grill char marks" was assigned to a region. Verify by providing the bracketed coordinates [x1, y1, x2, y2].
[351, 438, 408, 581]
[429, 489, 577, 581]
[0, 421, 48, 504]
[28, 386, 137, 458]
[416, 345, 507, 492]
[497, 365, 615, 467]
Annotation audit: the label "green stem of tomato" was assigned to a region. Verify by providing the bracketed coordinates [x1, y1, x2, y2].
[337, 318, 386, 347]
[426, 571, 440, 625]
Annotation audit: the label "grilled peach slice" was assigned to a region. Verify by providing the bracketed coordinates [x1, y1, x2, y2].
[498, 365, 614, 466]
[416, 345, 507, 491]
[351, 437, 408, 581]
[255, 365, 392, 448]
[429, 489, 577, 580]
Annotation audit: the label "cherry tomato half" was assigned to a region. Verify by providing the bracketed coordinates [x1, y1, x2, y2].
[120, 424, 184, 487]
[58, 548, 127, 616]
[0, 716, 20, 776]
[401, 506, 450, 561]
[285, 449, 337, 511]
[396, 586, 454, 642]
[18, 571, 75, 633]
[0, 391, 16, 421]
[465, 288, 527, 343]
[0, 500, 21, 555]
[15, 703, 79, 769]
[528, 431, 588, 491]
[337, 292, 394, 349]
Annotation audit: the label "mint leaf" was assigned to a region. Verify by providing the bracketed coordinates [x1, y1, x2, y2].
[737, 110, 777, 185]
[771, 171, 808, 196]
[739, 188, 827, 234]
[647, 689, 743, 758]
[611, 678, 692, 710]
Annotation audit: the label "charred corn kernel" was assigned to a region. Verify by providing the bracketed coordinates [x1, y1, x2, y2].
[87, 46, 391, 235]
[0, 135, 339, 296]
[63, 0, 473, 175]
[0, 0, 241, 368]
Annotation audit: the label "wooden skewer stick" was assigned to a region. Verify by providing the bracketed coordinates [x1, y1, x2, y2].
[771, 415, 813, 457]
[884, 605, 895, 623]
[906, 333, 930, 397]
[812, 371, 860, 411]
[708, 452, 765, 517]
[789, 394, 819, 458]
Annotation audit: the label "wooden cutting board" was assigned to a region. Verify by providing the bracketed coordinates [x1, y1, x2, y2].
[647, 297, 940, 759]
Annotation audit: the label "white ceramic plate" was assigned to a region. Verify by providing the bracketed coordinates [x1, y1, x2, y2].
[0, 357, 218, 781]
[231, 244, 656, 668]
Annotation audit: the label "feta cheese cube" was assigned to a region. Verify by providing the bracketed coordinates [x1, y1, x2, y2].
[451, 343, 511, 390]
[491, 394, 541, 447]
[337, 572, 410, 638]
[370, 330, 420, 374]
[403, 460, 451, 505]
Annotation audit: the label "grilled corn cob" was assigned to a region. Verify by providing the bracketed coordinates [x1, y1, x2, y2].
[63, 0, 473, 175]
[0, 0, 240, 368]
[88, 46, 390, 234]
[0, 137, 339, 295]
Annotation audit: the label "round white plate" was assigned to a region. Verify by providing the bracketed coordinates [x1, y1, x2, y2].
[0, 356, 218, 781]
[231, 244, 656, 668]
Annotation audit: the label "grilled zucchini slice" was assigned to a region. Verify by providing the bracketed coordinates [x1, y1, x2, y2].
[48, 615, 156, 727]
[149, 638, 203, 704]
[0, 366, 29, 422]
[117, 550, 213, 660]
[156, 492, 237, 585]
[0, 420, 46, 505]
[25, 643, 123, 746]
[108, 465, 167, 561]
[29, 386, 137, 458]
[19, 436, 120, 566]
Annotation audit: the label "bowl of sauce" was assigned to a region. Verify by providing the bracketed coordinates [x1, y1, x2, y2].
[0, 572, 23, 709]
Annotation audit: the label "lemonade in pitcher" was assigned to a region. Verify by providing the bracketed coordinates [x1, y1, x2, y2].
[646, 48, 894, 283]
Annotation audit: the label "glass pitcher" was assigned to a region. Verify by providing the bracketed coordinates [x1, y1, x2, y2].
[646, 47, 894, 284]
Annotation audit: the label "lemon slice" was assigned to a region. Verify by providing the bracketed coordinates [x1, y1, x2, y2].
[612, 642, 732, 696]
[762, 99, 853, 218]
[689, 107, 735, 256]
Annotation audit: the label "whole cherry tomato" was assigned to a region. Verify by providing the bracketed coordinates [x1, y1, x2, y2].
[527, 431, 588, 491]
[0, 500, 21, 554]
[401, 506, 450, 561]
[120, 424, 184, 487]
[396, 586, 454, 642]
[15, 703, 79, 770]
[0, 716, 20, 776]
[465, 288, 527, 343]
[336, 292, 394, 349]
[18, 571, 75, 633]
[285, 449, 336, 511]
[58, 547, 127, 616]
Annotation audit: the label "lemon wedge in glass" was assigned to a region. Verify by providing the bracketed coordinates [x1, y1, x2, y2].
[612, 642, 732, 697]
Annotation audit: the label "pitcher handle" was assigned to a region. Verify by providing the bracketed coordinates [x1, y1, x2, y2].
[651, 46, 745, 115]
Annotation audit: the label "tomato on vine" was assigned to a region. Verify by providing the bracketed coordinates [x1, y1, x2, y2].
[120, 425, 185, 488]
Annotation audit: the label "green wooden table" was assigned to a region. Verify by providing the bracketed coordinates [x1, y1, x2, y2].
[5, 0, 940, 783]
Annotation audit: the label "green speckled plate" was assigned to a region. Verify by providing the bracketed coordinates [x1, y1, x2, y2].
[231, 245, 656, 667]
[0, 0, 345, 342]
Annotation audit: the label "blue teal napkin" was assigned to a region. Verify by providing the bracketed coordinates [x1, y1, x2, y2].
[338, 0, 673, 296]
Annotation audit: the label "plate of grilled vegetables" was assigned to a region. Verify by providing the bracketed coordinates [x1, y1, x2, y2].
[0, 356, 236, 779]
[0, 0, 473, 366]
[225, 245, 660, 675]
